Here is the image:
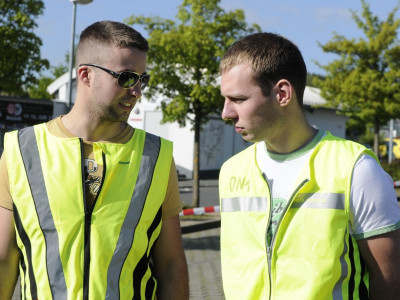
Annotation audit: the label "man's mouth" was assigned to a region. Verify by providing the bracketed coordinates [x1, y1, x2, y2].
[121, 101, 132, 107]
[235, 126, 245, 133]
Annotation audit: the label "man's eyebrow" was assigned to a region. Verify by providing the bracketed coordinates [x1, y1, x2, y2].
[221, 93, 247, 99]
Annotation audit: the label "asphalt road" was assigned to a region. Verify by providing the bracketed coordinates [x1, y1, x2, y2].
[179, 179, 219, 208]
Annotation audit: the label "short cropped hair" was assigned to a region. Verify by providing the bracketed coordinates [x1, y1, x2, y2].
[76, 20, 149, 68]
[220, 32, 307, 106]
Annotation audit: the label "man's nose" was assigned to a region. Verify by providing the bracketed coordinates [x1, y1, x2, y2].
[129, 83, 142, 98]
[221, 99, 236, 121]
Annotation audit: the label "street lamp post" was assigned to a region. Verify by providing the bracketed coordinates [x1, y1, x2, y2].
[66, 0, 93, 109]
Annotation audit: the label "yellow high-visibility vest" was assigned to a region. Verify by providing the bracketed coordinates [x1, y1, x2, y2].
[5, 124, 172, 300]
[219, 132, 375, 300]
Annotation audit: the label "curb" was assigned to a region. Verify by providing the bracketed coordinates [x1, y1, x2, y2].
[181, 219, 221, 234]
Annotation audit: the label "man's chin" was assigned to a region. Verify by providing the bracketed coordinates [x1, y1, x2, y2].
[241, 134, 255, 143]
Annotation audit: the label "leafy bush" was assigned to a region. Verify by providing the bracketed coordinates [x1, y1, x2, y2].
[380, 159, 400, 181]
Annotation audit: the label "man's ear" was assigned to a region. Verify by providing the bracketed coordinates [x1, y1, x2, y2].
[276, 79, 292, 107]
[77, 65, 91, 86]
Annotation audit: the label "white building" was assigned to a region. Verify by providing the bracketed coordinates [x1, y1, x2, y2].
[47, 75, 347, 179]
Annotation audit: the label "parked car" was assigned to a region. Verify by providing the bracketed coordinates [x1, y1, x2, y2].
[379, 138, 400, 159]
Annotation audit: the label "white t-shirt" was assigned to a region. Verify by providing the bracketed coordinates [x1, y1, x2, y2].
[256, 130, 400, 247]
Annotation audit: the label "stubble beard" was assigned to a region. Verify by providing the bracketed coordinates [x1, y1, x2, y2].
[89, 97, 130, 124]
[102, 105, 130, 123]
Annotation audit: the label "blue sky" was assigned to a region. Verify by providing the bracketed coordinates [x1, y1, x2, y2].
[36, 0, 400, 75]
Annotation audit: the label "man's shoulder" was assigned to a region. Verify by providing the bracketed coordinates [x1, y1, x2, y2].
[139, 128, 172, 144]
[318, 132, 377, 163]
[321, 132, 369, 152]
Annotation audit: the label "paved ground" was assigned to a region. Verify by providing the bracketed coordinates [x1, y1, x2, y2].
[181, 217, 224, 300]
[179, 179, 224, 299]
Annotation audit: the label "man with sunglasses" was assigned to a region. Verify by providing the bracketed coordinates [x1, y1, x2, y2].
[0, 20, 189, 300]
[219, 32, 400, 299]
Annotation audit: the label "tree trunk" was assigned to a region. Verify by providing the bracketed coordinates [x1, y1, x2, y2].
[192, 112, 201, 208]
[373, 119, 380, 157]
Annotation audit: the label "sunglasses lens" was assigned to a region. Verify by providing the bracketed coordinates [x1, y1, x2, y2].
[118, 72, 139, 88]
[140, 75, 150, 89]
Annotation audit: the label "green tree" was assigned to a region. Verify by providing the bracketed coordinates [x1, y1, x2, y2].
[52, 62, 69, 79]
[126, 0, 260, 207]
[0, 0, 49, 96]
[27, 75, 52, 99]
[306, 73, 324, 88]
[28, 63, 69, 99]
[314, 0, 400, 155]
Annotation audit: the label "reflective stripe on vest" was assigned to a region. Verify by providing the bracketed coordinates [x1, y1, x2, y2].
[221, 192, 344, 212]
[18, 126, 68, 300]
[221, 197, 268, 212]
[106, 133, 160, 299]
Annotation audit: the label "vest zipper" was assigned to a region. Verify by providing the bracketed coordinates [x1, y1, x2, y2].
[82, 142, 106, 300]
[260, 172, 273, 300]
[267, 178, 309, 300]
[261, 172, 272, 260]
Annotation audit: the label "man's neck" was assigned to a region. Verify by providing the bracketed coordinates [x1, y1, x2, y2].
[265, 123, 317, 155]
[61, 113, 127, 142]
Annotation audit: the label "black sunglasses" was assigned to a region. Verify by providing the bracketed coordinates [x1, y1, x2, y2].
[79, 63, 150, 90]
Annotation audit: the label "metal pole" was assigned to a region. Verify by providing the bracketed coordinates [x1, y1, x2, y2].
[67, 1, 77, 108]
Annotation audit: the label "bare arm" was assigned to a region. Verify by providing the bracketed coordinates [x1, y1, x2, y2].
[0, 206, 19, 300]
[357, 228, 400, 300]
[152, 215, 189, 300]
